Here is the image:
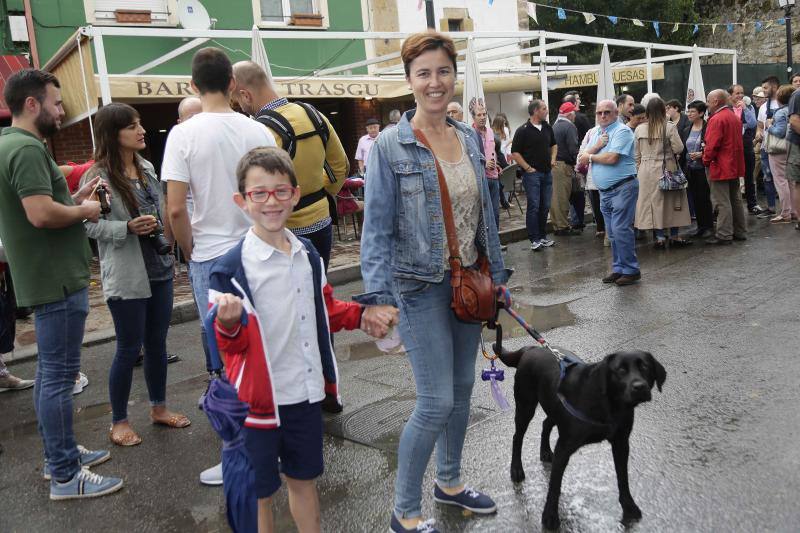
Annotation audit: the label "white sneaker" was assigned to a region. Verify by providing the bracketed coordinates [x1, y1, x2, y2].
[539, 238, 555, 247]
[72, 372, 89, 395]
[530, 241, 542, 251]
[200, 462, 223, 486]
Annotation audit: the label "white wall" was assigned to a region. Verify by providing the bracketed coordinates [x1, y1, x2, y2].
[396, 0, 523, 70]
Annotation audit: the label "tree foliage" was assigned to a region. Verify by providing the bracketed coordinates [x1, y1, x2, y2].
[529, 0, 700, 65]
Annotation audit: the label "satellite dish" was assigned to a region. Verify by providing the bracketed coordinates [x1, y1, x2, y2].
[177, 0, 212, 30]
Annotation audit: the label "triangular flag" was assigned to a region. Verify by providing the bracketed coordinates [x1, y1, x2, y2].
[765, 21, 774, 30]
[653, 21, 660, 37]
[632, 19, 645, 27]
[583, 12, 596, 24]
[489, 0, 493, 5]
[526, 2, 538, 24]
[672, 22, 680, 33]
[557, 8, 567, 20]
[712, 24, 717, 34]
[726, 22, 734, 32]
[693, 24, 699, 35]
[755, 21, 763, 32]
[608, 16, 618, 25]
[778, 18, 786, 26]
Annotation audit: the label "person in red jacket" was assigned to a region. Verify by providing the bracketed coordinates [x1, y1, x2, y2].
[702, 89, 748, 245]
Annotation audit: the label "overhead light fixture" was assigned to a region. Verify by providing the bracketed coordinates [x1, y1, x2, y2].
[621, 85, 629, 92]
[779, 0, 796, 8]
[330, 111, 338, 115]
[158, 129, 167, 133]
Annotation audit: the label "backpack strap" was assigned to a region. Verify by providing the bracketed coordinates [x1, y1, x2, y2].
[256, 110, 297, 158]
[297, 101, 330, 147]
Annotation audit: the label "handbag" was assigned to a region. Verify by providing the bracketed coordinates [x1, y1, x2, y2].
[658, 127, 688, 191]
[764, 110, 790, 155]
[413, 128, 497, 324]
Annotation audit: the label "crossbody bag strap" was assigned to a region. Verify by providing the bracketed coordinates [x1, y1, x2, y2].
[413, 128, 462, 265]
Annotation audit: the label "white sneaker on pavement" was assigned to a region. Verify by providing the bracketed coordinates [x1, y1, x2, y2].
[72, 372, 89, 395]
[200, 462, 223, 486]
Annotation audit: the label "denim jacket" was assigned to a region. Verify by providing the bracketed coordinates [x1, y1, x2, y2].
[767, 106, 789, 139]
[354, 109, 511, 307]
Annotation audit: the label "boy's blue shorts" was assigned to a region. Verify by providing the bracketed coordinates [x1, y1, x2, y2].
[243, 400, 324, 499]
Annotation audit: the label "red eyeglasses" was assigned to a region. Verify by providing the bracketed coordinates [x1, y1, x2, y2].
[245, 186, 296, 203]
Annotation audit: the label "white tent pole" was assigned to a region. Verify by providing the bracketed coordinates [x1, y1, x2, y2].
[76, 34, 95, 151]
[92, 34, 112, 105]
[539, 34, 549, 119]
[732, 51, 738, 85]
[646, 47, 653, 93]
[126, 38, 209, 75]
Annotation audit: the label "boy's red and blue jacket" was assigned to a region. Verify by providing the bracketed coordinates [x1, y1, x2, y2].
[208, 236, 362, 429]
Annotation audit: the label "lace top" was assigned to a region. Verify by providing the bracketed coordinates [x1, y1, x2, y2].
[438, 131, 480, 268]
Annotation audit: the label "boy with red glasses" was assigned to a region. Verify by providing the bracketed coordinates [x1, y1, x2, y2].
[208, 146, 397, 532]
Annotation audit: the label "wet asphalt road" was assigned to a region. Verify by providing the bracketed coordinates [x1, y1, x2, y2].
[1, 218, 800, 533]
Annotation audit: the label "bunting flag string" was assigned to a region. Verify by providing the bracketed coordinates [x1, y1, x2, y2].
[523, 2, 791, 38]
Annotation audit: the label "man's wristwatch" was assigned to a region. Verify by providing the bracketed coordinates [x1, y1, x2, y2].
[589, 154, 594, 163]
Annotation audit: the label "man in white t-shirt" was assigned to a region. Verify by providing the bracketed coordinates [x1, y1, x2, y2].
[756, 76, 781, 218]
[161, 47, 274, 486]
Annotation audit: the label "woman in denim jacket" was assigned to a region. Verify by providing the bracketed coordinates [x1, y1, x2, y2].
[355, 32, 510, 533]
[766, 84, 797, 223]
[83, 104, 189, 447]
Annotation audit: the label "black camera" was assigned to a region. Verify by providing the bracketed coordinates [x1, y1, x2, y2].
[137, 205, 172, 255]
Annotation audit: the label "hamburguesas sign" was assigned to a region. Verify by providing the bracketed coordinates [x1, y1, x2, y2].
[554, 65, 665, 90]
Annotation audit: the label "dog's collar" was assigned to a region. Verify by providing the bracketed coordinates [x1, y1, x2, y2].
[557, 357, 611, 427]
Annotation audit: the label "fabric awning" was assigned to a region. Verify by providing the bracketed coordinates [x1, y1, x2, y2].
[0, 55, 32, 119]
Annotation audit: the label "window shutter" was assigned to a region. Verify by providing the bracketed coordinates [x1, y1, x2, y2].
[94, 0, 170, 22]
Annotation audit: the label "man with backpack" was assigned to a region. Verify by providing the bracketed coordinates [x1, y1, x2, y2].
[232, 61, 349, 271]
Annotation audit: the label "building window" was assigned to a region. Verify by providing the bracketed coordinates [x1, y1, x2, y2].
[447, 19, 463, 32]
[260, 0, 315, 23]
[92, 0, 171, 24]
[254, 0, 328, 27]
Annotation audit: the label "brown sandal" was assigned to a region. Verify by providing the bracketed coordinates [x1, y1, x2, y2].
[109, 425, 142, 447]
[150, 413, 191, 428]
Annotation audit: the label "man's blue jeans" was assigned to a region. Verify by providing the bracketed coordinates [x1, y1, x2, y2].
[393, 272, 481, 519]
[33, 287, 89, 482]
[486, 178, 501, 230]
[522, 171, 553, 242]
[189, 256, 224, 373]
[600, 179, 640, 275]
[761, 148, 777, 209]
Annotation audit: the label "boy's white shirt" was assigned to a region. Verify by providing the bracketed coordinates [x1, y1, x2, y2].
[241, 228, 326, 406]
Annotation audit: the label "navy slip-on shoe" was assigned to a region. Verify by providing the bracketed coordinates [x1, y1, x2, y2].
[390, 514, 439, 532]
[433, 483, 497, 514]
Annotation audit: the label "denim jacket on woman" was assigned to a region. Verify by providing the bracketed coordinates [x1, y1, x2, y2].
[768, 106, 789, 139]
[354, 109, 511, 308]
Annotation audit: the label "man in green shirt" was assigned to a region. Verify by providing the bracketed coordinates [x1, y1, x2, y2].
[0, 69, 123, 499]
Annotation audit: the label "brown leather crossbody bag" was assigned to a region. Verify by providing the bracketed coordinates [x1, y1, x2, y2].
[414, 129, 497, 323]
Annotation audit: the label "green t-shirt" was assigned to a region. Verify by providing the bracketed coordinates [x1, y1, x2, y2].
[0, 127, 91, 307]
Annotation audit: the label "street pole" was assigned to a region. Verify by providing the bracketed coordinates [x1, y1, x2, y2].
[425, 0, 435, 29]
[781, 0, 796, 80]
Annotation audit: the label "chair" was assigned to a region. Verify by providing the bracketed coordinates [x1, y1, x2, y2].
[335, 188, 363, 240]
[498, 163, 523, 217]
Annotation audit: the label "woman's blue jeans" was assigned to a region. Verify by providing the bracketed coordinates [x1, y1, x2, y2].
[654, 227, 679, 240]
[393, 272, 481, 519]
[107, 279, 173, 423]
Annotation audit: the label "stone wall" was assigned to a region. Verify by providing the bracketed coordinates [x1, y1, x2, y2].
[697, 0, 800, 65]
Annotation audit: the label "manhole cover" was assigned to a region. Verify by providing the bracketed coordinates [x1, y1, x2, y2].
[325, 395, 493, 452]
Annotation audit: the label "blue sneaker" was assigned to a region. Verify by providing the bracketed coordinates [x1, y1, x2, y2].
[50, 467, 123, 500]
[390, 514, 438, 533]
[43, 445, 111, 480]
[433, 483, 497, 514]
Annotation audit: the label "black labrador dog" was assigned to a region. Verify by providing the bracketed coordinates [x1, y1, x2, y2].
[497, 346, 666, 530]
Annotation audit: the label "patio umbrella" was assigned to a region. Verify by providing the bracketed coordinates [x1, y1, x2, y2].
[686, 45, 705, 109]
[462, 37, 486, 122]
[596, 43, 615, 103]
[202, 306, 257, 533]
[251, 24, 274, 79]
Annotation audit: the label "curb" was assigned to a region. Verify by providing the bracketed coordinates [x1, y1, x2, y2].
[8, 213, 593, 365]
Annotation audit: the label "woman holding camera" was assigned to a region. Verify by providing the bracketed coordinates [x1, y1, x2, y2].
[82, 103, 189, 447]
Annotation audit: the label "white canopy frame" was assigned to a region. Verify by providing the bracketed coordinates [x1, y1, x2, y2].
[76, 26, 736, 110]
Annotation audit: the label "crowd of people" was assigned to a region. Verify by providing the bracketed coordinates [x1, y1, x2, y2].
[0, 28, 797, 533]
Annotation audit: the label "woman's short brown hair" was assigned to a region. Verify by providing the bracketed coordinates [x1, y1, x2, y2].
[401, 31, 458, 77]
[776, 84, 795, 106]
